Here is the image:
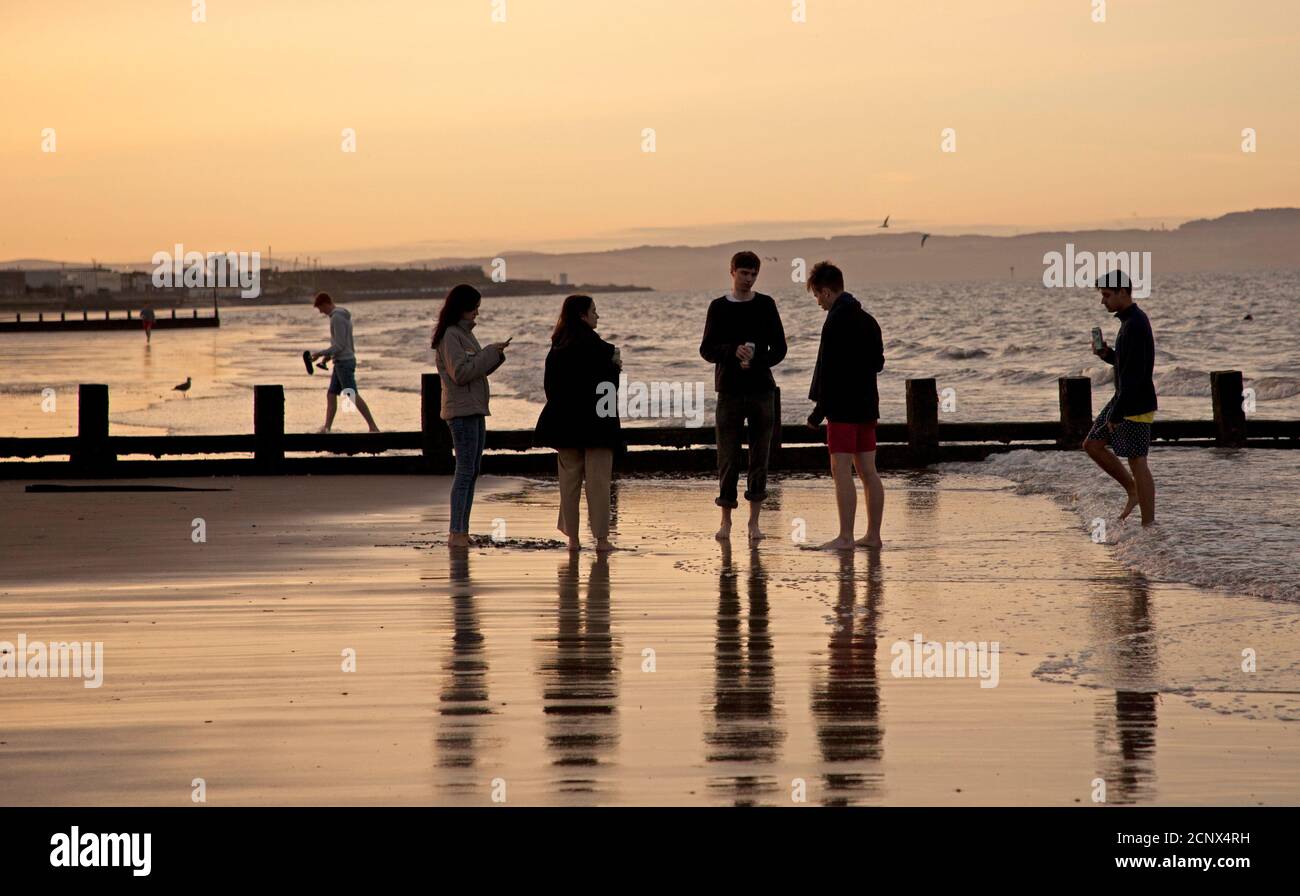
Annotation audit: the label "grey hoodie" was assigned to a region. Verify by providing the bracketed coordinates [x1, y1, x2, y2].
[319, 308, 356, 363]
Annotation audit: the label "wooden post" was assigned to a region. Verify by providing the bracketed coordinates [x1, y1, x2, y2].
[1211, 370, 1246, 447]
[1058, 376, 1092, 447]
[906, 378, 939, 463]
[104, 310, 110, 320]
[192, 309, 198, 319]
[421, 373, 454, 472]
[171, 308, 176, 319]
[60, 311, 66, 321]
[82, 310, 88, 321]
[15, 313, 19, 323]
[768, 386, 782, 466]
[254, 384, 285, 469]
[73, 383, 113, 469]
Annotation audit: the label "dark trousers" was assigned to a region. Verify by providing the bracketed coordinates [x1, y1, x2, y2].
[715, 390, 774, 508]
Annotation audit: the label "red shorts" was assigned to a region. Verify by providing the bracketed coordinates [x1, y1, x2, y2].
[142, 320, 154, 331]
[826, 420, 877, 454]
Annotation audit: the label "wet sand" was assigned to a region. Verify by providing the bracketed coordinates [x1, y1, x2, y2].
[1, 472, 1296, 806]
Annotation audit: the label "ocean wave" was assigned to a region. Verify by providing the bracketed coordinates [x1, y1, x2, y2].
[943, 449, 1300, 604]
[1155, 366, 1212, 397]
[937, 346, 990, 360]
[1249, 376, 1300, 401]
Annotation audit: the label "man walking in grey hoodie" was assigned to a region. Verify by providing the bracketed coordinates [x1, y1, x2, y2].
[310, 292, 380, 433]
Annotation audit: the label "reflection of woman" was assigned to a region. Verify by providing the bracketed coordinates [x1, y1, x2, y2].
[433, 285, 510, 547]
[534, 295, 623, 552]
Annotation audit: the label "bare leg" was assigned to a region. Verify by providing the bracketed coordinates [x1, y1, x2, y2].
[1084, 439, 1136, 517]
[320, 393, 338, 432]
[716, 506, 732, 541]
[747, 500, 763, 542]
[818, 453, 857, 550]
[353, 393, 380, 432]
[448, 533, 470, 547]
[853, 451, 884, 548]
[1128, 456, 1155, 526]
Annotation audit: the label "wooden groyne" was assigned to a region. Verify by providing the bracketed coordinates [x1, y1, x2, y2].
[1, 371, 1295, 480]
[0, 307, 219, 333]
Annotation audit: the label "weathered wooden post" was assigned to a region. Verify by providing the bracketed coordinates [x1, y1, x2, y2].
[1058, 376, 1093, 447]
[171, 309, 176, 319]
[769, 386, 782, 467]
[38, 312, 43, 322]
[254, 384, 285, 470]
[104, 310, 110, 320]
[15, 313, 20, 323]
[82, 310, 88, 321]
[906, 378, 939, 464]
[422, 373, 454, 472]
[1211, 370, 1246, 447]
[60, 311, 66, 321]
[72, 383, 113, 470]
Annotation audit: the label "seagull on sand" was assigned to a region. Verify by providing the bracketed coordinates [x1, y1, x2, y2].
[880, 215, 890, 229]
[920, 233, 930, 247]
[173, 377, 192, 396]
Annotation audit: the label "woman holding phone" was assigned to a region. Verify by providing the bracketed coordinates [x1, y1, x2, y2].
[534, 294, 623, 552]
[433, 284, 511, 547]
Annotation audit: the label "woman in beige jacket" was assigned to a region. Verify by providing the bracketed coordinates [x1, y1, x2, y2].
[432, 284, 510, 547]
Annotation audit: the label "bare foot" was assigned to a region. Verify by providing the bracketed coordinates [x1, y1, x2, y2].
[1119, 488, 1139, 521]
[448, 533, 470, 547]
[368, 426, 381, 433]
[817, 536, 855, 551]
[317, 426, 331, 434]
[596, 539, 615, 553]
[716, 525, 731, 541]
[747, 524, 764, 542]
[855, 536, 883, 549]
[567, 538, 580, 552]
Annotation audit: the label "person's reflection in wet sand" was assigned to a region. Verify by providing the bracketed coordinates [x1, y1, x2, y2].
[1091, 569, 1158, 804]
[705, 542, 785, 805]
[435, 548, 494, 796]
[811, 550, 884, 805]
[539, 554, 620, 801]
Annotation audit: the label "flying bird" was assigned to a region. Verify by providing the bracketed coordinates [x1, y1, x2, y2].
[173, 377, 192, 396]
[920, 233, 930, 247]
[880, 215, 890, 229]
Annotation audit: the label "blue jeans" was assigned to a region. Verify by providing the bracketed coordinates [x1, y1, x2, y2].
[449, 414, 487, 534]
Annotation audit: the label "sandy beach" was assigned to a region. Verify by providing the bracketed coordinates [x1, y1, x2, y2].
[1, 471, 1296, 807]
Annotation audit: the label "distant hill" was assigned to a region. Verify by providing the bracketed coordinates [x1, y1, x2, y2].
[6, 209, 1298, 291]
[387, 208, 1300, 291]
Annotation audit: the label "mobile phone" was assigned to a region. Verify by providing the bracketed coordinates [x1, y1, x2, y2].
[1091, 327, 1104, 351]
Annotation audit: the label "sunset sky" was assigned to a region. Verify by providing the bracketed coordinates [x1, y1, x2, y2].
[3, 0, 1298, 262]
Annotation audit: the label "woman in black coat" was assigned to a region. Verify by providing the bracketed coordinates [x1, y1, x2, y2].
[534, 295, 623, 552]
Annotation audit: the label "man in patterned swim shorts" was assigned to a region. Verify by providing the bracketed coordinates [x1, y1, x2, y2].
[1084, 270, 1158, 526]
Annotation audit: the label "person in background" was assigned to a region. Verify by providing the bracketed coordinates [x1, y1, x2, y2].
[310, 292, 380, 433]
[433, 284, 511, 548]
[805, 261, 886, 550]
[534, 294, 624, 552]
[140, 303, 156, 343]
[699, 250, 788, 542]
[1086, 270, 1157, 526]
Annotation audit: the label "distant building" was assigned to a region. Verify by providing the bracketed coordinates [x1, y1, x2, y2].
[22, 270, 62, 291]
[558, 272, 569, 286]
[0, 271, 24, 296]
[63, 269, 122, 294]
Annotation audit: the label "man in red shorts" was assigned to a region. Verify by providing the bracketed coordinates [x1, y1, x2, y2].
[805, 261, 886, 550]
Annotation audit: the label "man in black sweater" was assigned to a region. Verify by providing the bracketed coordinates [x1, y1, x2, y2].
[805, 261, 885, 550]
[699, 251, 788, 541]
[1085, 270, 1158, 526]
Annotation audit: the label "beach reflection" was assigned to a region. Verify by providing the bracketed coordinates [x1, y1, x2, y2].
[435, 548, 494, 795]
[811, 550, 885, 805]
[1091, 570, 1159, 804]
[705, 542, 786, 805]
[539, 555, 620, 800]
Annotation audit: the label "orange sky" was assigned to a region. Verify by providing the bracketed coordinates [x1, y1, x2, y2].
[3, 0, 1298, 262]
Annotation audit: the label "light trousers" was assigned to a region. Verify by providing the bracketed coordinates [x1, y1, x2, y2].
[556, 447, 613, 540]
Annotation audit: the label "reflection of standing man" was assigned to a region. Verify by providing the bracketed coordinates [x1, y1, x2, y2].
[140, 303, 156, 343]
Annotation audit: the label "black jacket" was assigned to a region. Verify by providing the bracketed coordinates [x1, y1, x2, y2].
[699, 293, 788, 394]
[533, 324, 624, 451]
[808, 293, 885, 425]
[1101, 303, 1158, 420]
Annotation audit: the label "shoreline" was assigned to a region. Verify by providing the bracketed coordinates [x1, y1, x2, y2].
[2, 471, 1295, 806]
